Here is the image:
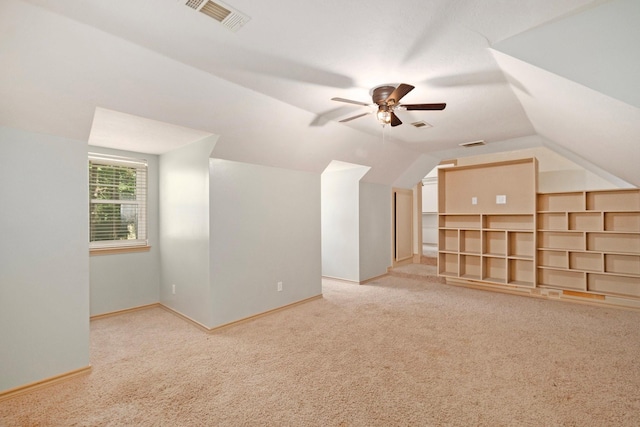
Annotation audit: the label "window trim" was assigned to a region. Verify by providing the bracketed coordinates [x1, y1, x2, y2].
[90, 245, 151, 256]
[88, 153, 149, 252]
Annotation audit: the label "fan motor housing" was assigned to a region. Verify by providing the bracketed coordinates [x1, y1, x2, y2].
[372, 85, 396, 105]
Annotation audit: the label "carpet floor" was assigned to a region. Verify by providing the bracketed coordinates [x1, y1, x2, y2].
[2, 274, 640, 426]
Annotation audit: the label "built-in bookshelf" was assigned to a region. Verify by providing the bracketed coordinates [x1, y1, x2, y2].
[437, 157, 640, 306]
[537, 189, 640, 298]
[438, 213, 535, 286]
[438, 158, 537, 289]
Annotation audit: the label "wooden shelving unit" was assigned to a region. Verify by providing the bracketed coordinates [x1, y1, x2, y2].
[537, 189, 640, 298]
[438, 158, 537, 289]
[437, 157, 640, 306]
[438, 213, 535, 286]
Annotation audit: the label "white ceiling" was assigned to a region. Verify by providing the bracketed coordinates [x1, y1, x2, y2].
[494, 0, 640, 109]
[0, 0, 638, 186]
[89, 107, 213, 154]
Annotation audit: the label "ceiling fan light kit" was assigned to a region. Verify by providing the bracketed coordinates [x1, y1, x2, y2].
[376, 106, 392, 125]
[332, 83, 446, 127]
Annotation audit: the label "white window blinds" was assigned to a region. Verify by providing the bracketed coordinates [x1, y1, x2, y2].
[89, 153, 148, 248]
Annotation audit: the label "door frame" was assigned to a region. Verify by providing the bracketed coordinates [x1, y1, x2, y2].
[392, 187, 414, 266]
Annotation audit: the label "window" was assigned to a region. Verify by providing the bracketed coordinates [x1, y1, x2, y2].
[89, 153, 148, 251]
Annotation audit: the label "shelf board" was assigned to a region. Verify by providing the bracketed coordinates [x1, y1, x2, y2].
[537, 229, 584, 233]
[483, 276, 506, 284]
[600, 250, 640, 256]
[483, 252, 506, 257]
[508, 280, 534, 287]
[590, 270, 640, 278]
[587, 230, 640, 234]
[537, 266, 571, 272]
[486, 228, 534, 232]
[439, 271, 458, 277]
[537, 247, 573, 250]
[568, 267, 601, 273]
[508, 255, 534, 260]
[537, 247, 583, 251]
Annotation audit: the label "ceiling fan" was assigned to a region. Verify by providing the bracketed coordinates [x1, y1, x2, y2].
[331, 83, 446, 127]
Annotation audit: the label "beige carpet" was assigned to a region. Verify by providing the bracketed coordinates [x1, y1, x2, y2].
[2, 274, 640, 426]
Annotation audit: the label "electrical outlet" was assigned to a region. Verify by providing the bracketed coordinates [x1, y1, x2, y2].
[471, 196, 478, 205]
[496, 195, 507, 204]
[277, 281, 283, 292]
[172, 284, 176, 295]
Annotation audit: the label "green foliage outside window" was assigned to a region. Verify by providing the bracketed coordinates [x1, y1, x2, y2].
[89, 162, 140, 242]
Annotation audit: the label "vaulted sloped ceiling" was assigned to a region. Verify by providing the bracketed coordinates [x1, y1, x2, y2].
[0, 0, 638, 186]
[494, 0, 640, 109]
[492, 0, 640, 187]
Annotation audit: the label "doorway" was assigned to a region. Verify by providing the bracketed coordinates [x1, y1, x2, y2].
[393, 188, 413, 264]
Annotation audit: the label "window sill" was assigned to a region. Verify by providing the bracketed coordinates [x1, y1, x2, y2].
[90, 245, 151, 256]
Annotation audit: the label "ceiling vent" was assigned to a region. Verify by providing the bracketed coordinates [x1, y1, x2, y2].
[185, 0, 206, 9]
[459, 140, 486, 148]
[411, 121, 433, 129]
[183, 0, 251, 32]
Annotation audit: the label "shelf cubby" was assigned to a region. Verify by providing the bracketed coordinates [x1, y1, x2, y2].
[538, 212, 567, 230]
[587, 233, 640, 254]
[604, 212, 640, 232]
[586, 190, 640, 211]
[539, 231, 584, 250]
[588, 274, 640, 298]
[460, 230, 481, 254]
[569, 212, 602, 231]
[508, 259, 534, 287]
[604, 254, 640, 276]
[439, 229, 458, 252]
[538, 268, 585, 291]
[569, 251, 602, 272]
[538, 250, 568, 269]
[485, 214, 534, 230]
[439, 214, 481, 229]
[438, 252, 458, 277]
[483, 257, 506, 283]
[538, 192, 584, 212]
[483, 230, 506, 256]
[508, 231, 534, 258]
[460, 255, 481, 280]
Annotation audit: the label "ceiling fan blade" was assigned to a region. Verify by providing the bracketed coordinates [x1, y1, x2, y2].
[385, 84, 414, 105]
[402, 103, 447, 111]
[390, 111, 402, 127]
[331, 97, 370, 107]
[339, 112, 371, 123]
